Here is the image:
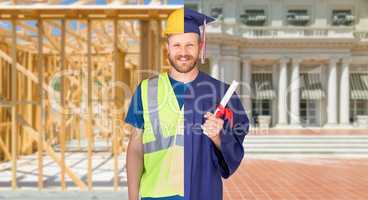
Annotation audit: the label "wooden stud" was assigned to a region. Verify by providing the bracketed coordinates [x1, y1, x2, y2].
[155, 19, 161, 72]
[20, 51, 27, 155]
[0, 57, 2, 97]
[0, 49, 55, 96]
[139, 20, 148, 81]
[46, 56, 54, 144]
[113, 18, 119, 191]
[0, 136, 11, 160]
[17, 116, 87, 190]
[37, 18, 45, 190]
[26, 52, 33, 155]
[60, 18, 66, 191]
[86, 18, 93, 191]
[11, 18, 18, 190]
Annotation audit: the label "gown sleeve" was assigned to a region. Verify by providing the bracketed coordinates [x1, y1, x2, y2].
[212, 92, 249, 178]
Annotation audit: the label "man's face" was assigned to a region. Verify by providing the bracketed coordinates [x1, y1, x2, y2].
[167, 32, 201, 73]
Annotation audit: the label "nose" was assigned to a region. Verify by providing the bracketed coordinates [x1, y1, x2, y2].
[177, 46, 189, 56]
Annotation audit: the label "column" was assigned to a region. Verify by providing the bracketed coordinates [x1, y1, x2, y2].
[290, 58, 302, 126]
[220, 46, 240, 83]
[207, 44, 221, 79]
[276, 58, 289, 127]
[325, 57, 339, 127]
[339, 58, 351, 126]
[210, 56, 220, 80]
[272, 64, 278, 127]
[220, 55, 241, 84]
[242, 59, 252, 119]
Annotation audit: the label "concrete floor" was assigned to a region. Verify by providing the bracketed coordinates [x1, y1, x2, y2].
[0, 191, 128, 200]
[0, 151, 127, 190]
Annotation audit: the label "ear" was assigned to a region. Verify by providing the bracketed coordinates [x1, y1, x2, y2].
[166, 38, 169, 50]
[199, 40, 203, 49]
[199, 39, 204, 54]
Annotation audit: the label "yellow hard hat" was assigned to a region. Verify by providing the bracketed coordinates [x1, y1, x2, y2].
[165, 8, 216, 64]
[164, 8, 184, 35]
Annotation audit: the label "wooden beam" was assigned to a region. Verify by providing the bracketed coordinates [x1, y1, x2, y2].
[80, 19, 139, 43]
[59, 18, 66, 191]
[11, 18, 17, 190]
[17, 115, 87, 190]
[0, 48, 57, 97]
[113, 18, 119, 191]
[155, 19, 161, 71]
[16, 21, 80, 53]
[107, 0, 129, 4]
[0, 56, 2, 103]
[45, 20, 103, 53]
[121, 21, 139, 41]
[0, 5, 180, 20]
[86, 18, 93, 191]
[26, 52, 34, 155]
[0, 22, 61, 53]
[0, 28, 40, 52]
[139, 20, 148, 81]
[71, 0, 95, 5]
[47, 0, 61, 5]
[37, 18, 45, 190]
[0, 136, 12, 160]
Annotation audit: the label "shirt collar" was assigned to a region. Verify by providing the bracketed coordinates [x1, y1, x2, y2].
[168, 70, 202, 86]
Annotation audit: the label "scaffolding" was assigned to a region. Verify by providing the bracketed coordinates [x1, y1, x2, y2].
[0, 0, 180, 191]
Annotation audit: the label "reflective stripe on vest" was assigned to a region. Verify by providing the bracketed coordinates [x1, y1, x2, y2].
[139, 73, 184, 198]
[143, 77, 184, 154]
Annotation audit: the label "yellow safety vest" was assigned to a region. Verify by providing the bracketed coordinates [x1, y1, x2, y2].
[139, 72, 184, 198]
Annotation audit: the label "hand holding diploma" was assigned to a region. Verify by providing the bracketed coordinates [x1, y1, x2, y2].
[201, 81, 239, 149]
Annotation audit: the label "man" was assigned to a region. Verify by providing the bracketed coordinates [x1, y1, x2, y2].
[125, 8, 249, 200]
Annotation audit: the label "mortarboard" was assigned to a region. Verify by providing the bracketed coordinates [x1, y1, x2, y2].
[184, 8, 215, 35]
[165, 8, 216, 64]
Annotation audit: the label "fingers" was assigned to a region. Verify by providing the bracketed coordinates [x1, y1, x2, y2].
[204, 120, 222, 130]
[202, 112, 224, 136]
[201, 124, 218, 137]
[204, 112, 224, 125]
[204, 112, 216, 120]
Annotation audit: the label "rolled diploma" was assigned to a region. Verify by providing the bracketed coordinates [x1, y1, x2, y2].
[214, 80, 239, 116]
[203, 80, 239, 135]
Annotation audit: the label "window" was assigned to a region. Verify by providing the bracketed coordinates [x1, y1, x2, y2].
[240, 9, 267, 26]
[287, 9, 310, 26]
[351, 100, 368, 122]
[210, 7, 223, 20]
[251, 100, 271, 125]
[332, 10, 354, 26]
[300, 100, 318, 125]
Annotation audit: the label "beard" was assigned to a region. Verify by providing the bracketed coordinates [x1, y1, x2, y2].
[168, 53, 198, 74]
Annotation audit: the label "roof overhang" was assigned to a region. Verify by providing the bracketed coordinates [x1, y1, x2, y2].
[0, 5, 182, 20]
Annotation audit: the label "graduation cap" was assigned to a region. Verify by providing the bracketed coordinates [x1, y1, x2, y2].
[165, 8, 216, 64]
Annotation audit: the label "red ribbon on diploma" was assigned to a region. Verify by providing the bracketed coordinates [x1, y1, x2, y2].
[215, 105, 234, 128]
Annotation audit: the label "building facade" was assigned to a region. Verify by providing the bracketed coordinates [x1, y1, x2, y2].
[186, 0, 368, 128]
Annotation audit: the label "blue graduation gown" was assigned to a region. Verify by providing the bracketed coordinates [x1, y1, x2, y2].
[184, 71, 249, 200]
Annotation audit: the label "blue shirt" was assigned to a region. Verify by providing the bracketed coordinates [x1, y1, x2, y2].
[125, 76, 188, 129]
